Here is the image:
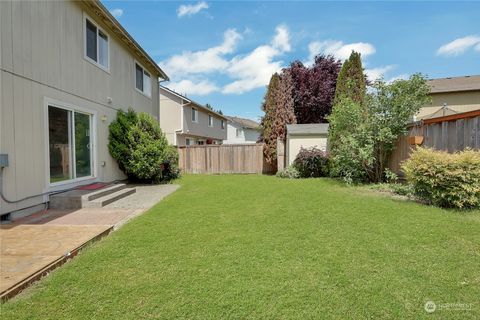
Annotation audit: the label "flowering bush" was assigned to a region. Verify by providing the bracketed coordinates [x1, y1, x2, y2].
[293, 147, 329, 178]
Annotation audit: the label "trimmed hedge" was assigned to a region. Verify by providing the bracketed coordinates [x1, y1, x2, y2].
[402, 147, 480, 209]
[293, 147, 329, 178]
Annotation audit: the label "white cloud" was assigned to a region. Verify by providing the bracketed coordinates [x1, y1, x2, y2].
[222, 26, 291, 94]
[159, 29, 242, 76]
[365, 65, 395, 82]
[307, 40, 376, 64]
[168, 79, 219, 96]
[110, 8, 123, 18]
[223, 46, 284, 94]
[177, 1, 209, 18]
[272, 25, 291, 52]
[387, 74, 409, 83]
[161, 25, 290, 95]
[437, 35, 480, 56]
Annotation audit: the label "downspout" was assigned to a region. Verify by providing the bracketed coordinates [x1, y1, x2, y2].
[175, 101, 190, 145]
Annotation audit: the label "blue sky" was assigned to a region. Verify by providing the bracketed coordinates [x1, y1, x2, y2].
[103, 1, 480, 120]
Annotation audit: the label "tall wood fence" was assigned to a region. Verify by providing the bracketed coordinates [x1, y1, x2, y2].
[388, 111, 480, 175]
[178, 144, 276, 174]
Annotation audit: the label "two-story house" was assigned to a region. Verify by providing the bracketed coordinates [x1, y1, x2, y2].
[223, 116, 261, 144]
[0, 0, 168, 217]
[416, 75, 480, 120]
[159, 86, 227, 146]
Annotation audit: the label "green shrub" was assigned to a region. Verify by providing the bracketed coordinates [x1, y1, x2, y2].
[402, 147, 480, 209]
[276, 166, 300, 179]
[328, 74, 431, 183]
[108, 108, 180, 183]
[293, 147, 329, 178]
[161, 146, 181, 181]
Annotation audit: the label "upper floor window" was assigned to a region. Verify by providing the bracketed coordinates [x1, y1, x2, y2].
[221, 120, 225, 129]
[236, 128, 242, 138]
[192, 108, 198, 122]
[208, 115, 213, 127]
[135, 62, 151, 97]
[84, 16, 109, 70]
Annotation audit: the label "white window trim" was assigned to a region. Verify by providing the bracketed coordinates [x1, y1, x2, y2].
[134, 60, 152, 98]
[43, 97, 98, 190]
[83, 12, 110, 73]
[221, 120, 225, 130]
[208, 114, 214, 127]
[191, 107, 198, 123]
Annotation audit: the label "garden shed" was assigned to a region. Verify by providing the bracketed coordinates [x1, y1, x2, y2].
[286, 124, 329, 165]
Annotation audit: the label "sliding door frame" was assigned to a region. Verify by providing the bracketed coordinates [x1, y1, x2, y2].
[43, 97, 98, 189]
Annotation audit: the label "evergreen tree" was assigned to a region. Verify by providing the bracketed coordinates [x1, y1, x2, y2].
[259, 73, 280, 165]
[274, 71, 296, 141]
[334, 51, 367, 105]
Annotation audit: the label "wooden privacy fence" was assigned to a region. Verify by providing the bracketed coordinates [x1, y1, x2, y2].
[388, 111, 480, 174]
[178, 144, 276, 174]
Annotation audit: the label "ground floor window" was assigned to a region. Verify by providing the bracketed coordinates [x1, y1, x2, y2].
[196, 140, 205, 145]
[48, 105, 93, 183]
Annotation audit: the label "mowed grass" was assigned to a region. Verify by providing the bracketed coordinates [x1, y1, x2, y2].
[2, 175, 479, 319]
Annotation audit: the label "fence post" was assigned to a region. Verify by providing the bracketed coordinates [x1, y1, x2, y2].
[277, 138, 285, 171]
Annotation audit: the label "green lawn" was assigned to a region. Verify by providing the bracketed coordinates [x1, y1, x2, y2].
[3, 175, 479, 319]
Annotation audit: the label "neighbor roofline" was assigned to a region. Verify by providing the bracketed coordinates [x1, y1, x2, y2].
[82, 0, 169, 81]
[428, 74, 480, 94]
[160, 86, 227, 120]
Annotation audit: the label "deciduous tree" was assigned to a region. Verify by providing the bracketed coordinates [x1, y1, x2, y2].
[288, 55, 341, 123]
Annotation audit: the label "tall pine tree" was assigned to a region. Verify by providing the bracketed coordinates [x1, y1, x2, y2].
[259, 73, 281, 165]
[333, 51, 367, 105]
[329, 50, 368, 174]
[274, 70, 296, 141]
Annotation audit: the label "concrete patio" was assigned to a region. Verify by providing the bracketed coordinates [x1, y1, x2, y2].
[0, 184, 179, 300]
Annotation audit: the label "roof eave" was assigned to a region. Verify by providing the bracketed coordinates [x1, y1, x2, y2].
[84, 0, 169, 81]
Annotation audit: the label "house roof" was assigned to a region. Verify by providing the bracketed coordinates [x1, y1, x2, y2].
[416, 105, 480, 121]
[428, 75, 480, 94]
[81, 0, 169, 80]
[226, 116, 260, 130]
[287, 124, 329, 135]
[159, 86, 227, 120]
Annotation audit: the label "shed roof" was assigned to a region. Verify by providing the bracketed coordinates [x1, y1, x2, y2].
[428, 75, 480, 93]
[226, 116, 260, 130]
[287, 124, 329, 135]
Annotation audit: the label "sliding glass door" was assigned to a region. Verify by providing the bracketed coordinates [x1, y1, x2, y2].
[48, 105, 93, 184]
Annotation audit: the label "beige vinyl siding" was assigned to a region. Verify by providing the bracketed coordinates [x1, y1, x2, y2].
[0, 0, 160, 214]
[183, 106, 227, 141]
[286, 135, 328, 166]
[159, 87, 227, 145]
[429, 91, 480, 108]
[159, 90, 184, 145]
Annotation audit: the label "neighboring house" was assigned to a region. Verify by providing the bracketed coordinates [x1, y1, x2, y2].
[0, 0, 168, 217]
[224, 116, 261, 144]
[285, 124, 329, 166]
[416, 75, 480, 120]
[159, 86, 227, 146]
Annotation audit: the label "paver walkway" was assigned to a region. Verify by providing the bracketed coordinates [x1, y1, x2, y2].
[0, 184, 179, 300]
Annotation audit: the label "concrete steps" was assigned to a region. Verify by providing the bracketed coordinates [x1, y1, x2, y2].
[49, 183, 136, 209]
[85, 188, 136, 208]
